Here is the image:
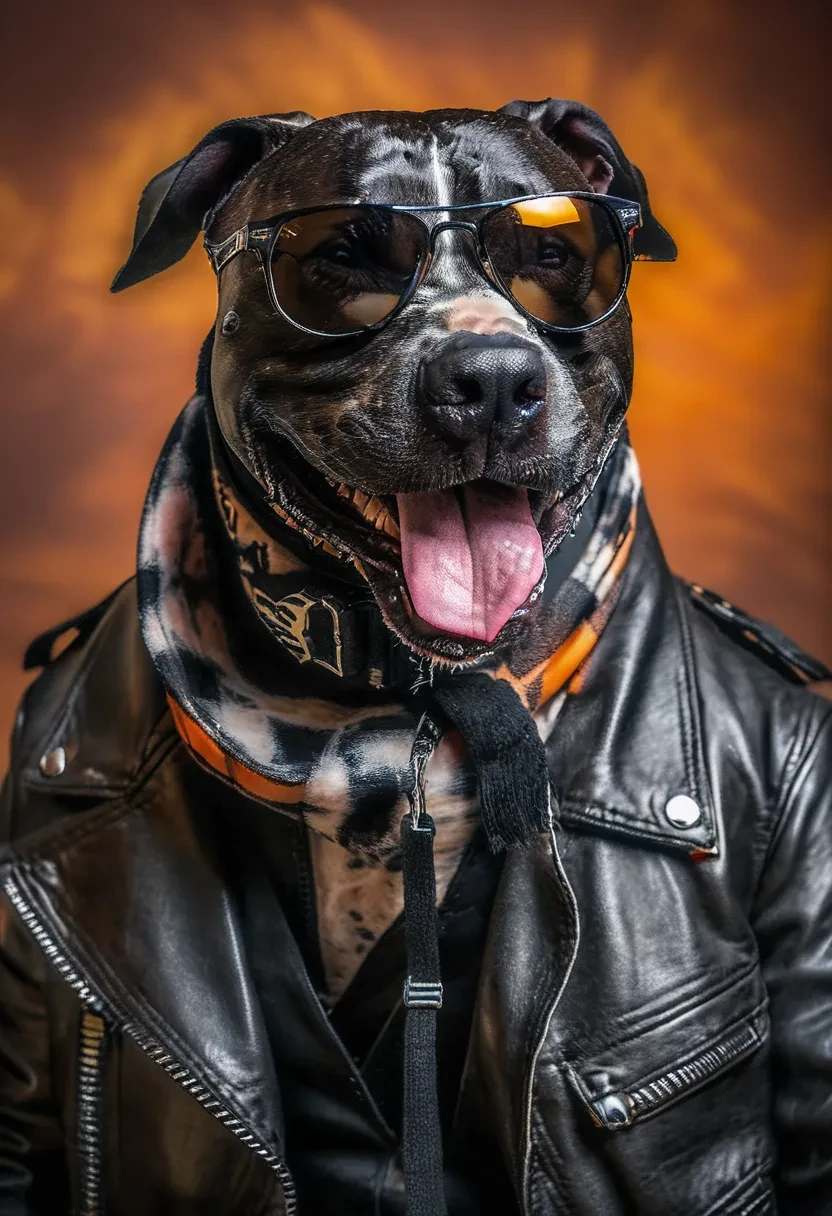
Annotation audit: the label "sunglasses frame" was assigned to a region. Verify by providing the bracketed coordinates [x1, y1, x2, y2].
[204, 192, 642, 339]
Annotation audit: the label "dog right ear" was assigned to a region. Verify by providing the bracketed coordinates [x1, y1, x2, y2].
[111, 111, 315, 292]
[500, 97, 676, 262]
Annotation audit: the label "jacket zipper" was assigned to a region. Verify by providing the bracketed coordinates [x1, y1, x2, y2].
[590, 1018, 762, 1130]
[520, 819, 581, 1214]
[77, 1007, 107, 1216]
[3, 875, 298, 1215]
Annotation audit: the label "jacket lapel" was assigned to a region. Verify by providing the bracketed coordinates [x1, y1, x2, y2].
[553, 505, 717, 857]
[3, 743, 286, 1163]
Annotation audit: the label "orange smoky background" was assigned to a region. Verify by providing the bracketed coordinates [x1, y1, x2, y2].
[0, 0, 830, 751]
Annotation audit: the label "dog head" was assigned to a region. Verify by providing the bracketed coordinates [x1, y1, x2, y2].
[114, 100, 674, 663]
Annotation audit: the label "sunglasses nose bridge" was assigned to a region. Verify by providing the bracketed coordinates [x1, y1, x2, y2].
[420, 221, 490, 294]
[426, 219, 480, 255]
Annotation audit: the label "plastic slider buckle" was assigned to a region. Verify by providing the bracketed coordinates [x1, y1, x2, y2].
[403, 977, 443, 1009]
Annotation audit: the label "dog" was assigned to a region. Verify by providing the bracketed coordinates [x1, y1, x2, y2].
[112, 99, 674, 1001]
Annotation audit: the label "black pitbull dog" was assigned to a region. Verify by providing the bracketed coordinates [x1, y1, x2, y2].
[1, 99, 830, 1216]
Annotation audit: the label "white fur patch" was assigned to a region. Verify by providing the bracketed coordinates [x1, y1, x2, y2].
[443, 293, 531, 337]
[310, 730, 480, 1004]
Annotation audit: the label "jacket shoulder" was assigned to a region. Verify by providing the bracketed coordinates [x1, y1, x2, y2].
[1, 579, 170, 847]
[684, 581, 831, 688]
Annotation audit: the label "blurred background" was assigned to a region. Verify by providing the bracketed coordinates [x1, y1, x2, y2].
[0, 0, 830, 753]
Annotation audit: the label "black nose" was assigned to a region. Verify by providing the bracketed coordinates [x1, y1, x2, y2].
[420, 333, 547, 443]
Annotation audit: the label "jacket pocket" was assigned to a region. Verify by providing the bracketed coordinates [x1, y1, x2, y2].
[576, 1006, 765, 1131]
[565, 968, 769, 1131]
[560, 969, 775, 1214]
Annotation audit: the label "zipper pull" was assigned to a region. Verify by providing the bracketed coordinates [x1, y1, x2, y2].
[591, 1092, 635, 1130]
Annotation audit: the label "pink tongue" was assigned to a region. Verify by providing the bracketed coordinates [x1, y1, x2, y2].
[397, 484, 544, 643]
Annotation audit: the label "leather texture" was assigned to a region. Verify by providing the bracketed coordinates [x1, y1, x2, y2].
[1, 504, 830, 1215]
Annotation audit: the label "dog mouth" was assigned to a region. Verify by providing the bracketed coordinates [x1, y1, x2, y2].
[330, 479, 544, 642]
[260, 433, 597, 657]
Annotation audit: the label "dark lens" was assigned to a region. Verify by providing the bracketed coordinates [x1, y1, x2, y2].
[483, 196, 625, 330]
[269, 207, 426, 335]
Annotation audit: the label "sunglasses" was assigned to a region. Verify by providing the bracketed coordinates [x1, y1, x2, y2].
[204, 193, 642, 339]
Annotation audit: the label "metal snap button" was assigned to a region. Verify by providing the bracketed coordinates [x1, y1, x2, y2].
[39, 746, 66, 777]
[665, 793, 701, 828]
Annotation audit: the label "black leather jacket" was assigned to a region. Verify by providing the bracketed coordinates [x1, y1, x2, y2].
[1, 510, 831, 1216]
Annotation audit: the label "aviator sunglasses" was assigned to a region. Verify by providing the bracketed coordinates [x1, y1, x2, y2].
[204, 192, 642, 339]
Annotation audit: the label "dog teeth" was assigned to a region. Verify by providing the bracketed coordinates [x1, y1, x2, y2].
[383, 515, 400, 540]
[334, 482, 400, 541]
[362, 496, 384, 523]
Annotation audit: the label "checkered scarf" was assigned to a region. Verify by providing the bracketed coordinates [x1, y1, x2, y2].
[138, 394, 639, 851]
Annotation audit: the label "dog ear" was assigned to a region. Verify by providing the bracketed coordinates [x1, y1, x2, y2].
[499, 98, 676, 262]
[111, 111, 315, 291]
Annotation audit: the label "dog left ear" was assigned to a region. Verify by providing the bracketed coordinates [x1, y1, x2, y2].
[500, 97, 676, 262]
[111, 111, 315, 291]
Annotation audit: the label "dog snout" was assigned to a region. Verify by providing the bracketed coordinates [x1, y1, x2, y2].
[419, 333, 547, 444]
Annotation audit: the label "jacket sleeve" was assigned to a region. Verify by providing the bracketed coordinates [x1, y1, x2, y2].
[1, 756, 70, 1214]
[752, 702, 832, 1213]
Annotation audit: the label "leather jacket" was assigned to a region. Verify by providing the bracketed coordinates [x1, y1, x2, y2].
[1, 508, 831, 1216]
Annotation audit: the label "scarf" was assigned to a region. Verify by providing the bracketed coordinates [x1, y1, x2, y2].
[138, 393, 639, 853]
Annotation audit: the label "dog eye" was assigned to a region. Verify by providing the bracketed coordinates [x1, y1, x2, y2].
[318, 239, 362, 266]
[537, 240, 570, 269]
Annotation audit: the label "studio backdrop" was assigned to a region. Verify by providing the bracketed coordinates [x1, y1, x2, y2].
[0, 0, 829, 753]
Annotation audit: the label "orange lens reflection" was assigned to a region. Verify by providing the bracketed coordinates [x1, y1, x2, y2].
[511, 196, 582, 228]
[484, 196, 623, 329]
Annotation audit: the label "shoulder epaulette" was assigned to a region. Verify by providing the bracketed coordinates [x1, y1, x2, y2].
[22, 580, 129, 671]
[686, 582, 831, 686]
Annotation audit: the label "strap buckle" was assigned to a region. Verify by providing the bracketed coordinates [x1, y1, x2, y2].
[403, 977, 443, 1009]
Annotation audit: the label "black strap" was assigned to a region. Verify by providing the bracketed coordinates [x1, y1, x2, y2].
[400, 714, 447, 1216]
[397, 679, 553, 1212]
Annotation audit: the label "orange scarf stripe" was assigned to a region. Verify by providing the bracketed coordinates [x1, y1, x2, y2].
[539, 620, 599, 706]
[167, 694, 307, 805]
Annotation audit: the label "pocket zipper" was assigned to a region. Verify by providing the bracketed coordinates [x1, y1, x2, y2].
[590, 1018, 762, 1130]
[77, 1007, 107, 1216]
